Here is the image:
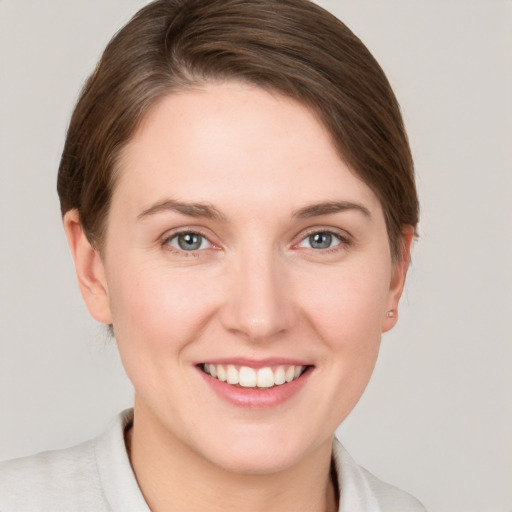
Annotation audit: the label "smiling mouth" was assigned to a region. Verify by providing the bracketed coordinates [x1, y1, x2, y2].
[200, 363, 309, 389]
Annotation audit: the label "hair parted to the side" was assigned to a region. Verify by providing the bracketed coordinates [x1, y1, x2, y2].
[57, 0, 419, 257]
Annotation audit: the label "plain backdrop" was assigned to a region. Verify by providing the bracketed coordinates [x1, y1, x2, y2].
[1, 1, 511, 511]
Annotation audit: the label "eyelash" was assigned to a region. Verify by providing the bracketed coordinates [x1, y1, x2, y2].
[295, 228, 351, 253]
[161, 228, 351, 256]
[161, 229, 215, 257]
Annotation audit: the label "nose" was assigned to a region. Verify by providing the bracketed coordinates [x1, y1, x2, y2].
[220, 250, 297, 342]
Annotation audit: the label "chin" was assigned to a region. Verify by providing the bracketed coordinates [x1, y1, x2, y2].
[193, 425, 327, 476]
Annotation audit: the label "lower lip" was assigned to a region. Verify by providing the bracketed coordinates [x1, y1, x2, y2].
[197, 367, 312, 408]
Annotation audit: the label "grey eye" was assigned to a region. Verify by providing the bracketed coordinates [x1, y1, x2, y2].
[298, 231, 341, 250]
[168, 232, 209, 251]
[309, 232, 333, 249]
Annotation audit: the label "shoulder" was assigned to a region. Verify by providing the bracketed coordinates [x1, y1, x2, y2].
[332, 438, 427, 512]
[0, 438, 107, 511]
[0, 409, 143, 512]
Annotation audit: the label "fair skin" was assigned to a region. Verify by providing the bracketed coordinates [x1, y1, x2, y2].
[64, 82, 413, 512]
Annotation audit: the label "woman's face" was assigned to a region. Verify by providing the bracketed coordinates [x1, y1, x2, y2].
[79, 82, 408, 474]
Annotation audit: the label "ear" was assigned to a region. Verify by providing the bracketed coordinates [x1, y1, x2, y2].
[382, 225, 415, 333]
[63, 210, 112, 324]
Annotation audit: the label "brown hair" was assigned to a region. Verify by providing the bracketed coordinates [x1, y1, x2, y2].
[57, 0, 419, 256]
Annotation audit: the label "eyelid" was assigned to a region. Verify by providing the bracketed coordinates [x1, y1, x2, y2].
[160, 227, 219, 253]
[292, 226, 353, 253]
[158, 225, 352, 254]
[296, 226, 352, 243]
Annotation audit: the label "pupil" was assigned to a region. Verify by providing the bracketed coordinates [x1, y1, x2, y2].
[310, 232, 331, 249]
[178, 233, 201, 250]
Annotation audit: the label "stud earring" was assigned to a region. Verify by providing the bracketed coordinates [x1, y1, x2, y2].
[385, 310, 395, 318]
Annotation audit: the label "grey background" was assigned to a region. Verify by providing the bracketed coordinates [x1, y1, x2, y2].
[1, 1, 511, 511]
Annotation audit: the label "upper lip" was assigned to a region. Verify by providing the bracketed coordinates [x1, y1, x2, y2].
[196, 358, 312, 369]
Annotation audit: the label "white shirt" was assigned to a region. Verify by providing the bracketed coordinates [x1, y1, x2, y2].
[0, 409, 426, 511]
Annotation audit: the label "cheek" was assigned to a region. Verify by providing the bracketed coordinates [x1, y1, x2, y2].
[105, 265, 223, 410]
[300, 260, 391, 344]
[106, 264, 220, 359]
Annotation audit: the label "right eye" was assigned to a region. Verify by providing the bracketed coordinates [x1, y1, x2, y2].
[165, 232, 212, 252]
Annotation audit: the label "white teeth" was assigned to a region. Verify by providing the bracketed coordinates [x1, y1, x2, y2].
[256, 367, 275, 388]
[217, 365, 227, 382]
[274, 366, 286, 385]
[226, 365, 239, 385]
[203, 363, 306, 388]
[239, 367, 257, 387]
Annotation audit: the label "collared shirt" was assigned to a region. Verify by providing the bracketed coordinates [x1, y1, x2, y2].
[0, 409, 426, 511]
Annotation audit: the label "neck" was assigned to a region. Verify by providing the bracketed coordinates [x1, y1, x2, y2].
[126, 398, 338, 512]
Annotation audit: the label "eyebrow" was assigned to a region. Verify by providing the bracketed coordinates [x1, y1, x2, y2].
[293, 200, 371, 219]
[137, 199, 226, 221]
[137, 199, 370, 222]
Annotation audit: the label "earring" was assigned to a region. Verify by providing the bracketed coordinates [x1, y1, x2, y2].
[385, 310, 395, 318]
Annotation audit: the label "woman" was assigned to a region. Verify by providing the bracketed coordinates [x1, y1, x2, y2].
[0, 0, 426, 510]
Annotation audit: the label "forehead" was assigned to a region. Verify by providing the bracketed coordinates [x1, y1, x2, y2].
[114, 82, 382, 218]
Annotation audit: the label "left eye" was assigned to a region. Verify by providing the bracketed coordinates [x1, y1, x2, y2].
[298, 231, 342, 250]
[167, 232, 211, 251]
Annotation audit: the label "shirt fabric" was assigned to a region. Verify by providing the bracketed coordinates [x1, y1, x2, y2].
[0, 409, 426, 511]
